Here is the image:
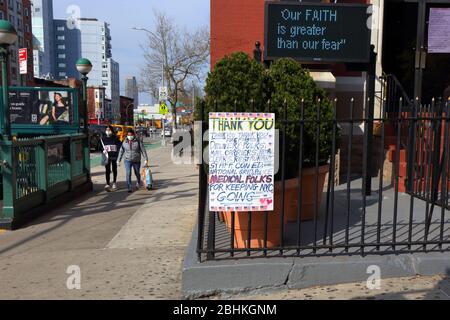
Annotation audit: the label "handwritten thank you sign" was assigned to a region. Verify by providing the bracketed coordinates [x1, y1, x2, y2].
[209, 113, 275, 212]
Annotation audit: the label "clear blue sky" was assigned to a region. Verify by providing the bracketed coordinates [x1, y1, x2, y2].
[53, 0, 210, 104]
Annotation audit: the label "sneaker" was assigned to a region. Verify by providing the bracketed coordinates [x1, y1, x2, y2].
[111, 183, 118, 191]
[105, 184, 111, 192]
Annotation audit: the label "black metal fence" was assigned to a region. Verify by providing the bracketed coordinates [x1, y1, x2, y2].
[196, 97, 450, 261]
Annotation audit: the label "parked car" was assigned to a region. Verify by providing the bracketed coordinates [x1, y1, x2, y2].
[111, 125, 135, 142]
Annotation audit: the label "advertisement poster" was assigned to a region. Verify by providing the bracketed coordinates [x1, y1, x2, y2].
[9, 90, 73, 126]
[428, 8, 450, 53]
[209, 113, 275, 212]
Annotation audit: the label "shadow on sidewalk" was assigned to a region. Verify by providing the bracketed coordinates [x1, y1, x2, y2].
[0, 169, 198, 256]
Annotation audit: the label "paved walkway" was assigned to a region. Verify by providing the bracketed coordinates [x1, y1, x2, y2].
[0, 140, 198, 299]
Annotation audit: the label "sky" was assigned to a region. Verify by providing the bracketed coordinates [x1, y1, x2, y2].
[52, 0, 211, 104]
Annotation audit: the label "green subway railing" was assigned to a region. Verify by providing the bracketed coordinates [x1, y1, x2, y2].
[0, 133, 91, 229]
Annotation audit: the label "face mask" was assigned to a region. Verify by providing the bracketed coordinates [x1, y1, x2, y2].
[127, 136, 135, 141]
[106, 131, 112, 137]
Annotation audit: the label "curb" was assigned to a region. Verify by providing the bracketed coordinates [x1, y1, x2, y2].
[182, 223, 450, 299]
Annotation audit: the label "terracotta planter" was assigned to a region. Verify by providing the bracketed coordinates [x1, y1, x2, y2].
[282, 165, 329, 223]
[222, 210, 281, 249]
[221, 165, 329, 249]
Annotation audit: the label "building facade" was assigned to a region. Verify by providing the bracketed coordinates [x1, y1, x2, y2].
[0, 0, 34, 86]
[52, 18, 120, 123]
[105, 58, 120, 123]
[119, 95, 134, 125]
[31, 0, 55, 79]
[125, 76, 139, 107]
[87, 86, 106, 124]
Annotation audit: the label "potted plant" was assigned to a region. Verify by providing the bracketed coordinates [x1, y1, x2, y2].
[266, 58, 337, 223]
[203, 53, 337, 248]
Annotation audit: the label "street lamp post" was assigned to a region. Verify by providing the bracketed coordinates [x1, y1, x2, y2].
[0, 20, 17, 141]
[76, 58, 93, 134]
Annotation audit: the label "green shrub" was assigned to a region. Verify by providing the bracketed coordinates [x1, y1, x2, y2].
[203, 53, 338, 179]
[267, 58, 336, 176]
[203, 52, 268, 114]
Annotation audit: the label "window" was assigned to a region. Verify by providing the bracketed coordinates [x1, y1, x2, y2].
[57, 35, 65, 41]
[57, 26, 65, 32]
[59, 72, 67, 77]
[58, 63, 66, 68]
[57, 44, 65, 50]
[102, 71, 108, 77]
[24, 8, 29, 17]
[58, 54, 66, 59]
[102, 81, 109, 86]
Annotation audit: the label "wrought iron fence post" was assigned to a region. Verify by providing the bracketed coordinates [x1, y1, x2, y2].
[364, 46, 377, 196]
[37, 139, 48, 204]
[84, 134, 91, 180]
[197, 100, 207, 262]
[407, 99, 418, 193]
[69, 136, 75, 191]
[0, 140, 16, 227]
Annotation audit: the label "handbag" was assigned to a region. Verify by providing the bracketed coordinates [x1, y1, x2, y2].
[100, 138, 109, 166]
[142, 165, 154, 191]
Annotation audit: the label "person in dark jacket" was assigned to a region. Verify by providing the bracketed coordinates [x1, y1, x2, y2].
[101, 125, 122, 192]
[118, 128, 148, 193]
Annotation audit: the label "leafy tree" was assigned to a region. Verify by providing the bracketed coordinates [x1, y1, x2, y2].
[140, 10, 210, 129]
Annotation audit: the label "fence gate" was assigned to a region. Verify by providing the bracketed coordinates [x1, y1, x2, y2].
[407, 99, 450, 242]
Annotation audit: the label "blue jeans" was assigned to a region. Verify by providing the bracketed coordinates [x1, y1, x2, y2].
[124, 161, 141, 190]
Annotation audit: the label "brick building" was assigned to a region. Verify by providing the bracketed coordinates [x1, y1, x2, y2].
[87, 86, 106, 125]
[210, 0, 383, 121]
[0, 0, 34, 86]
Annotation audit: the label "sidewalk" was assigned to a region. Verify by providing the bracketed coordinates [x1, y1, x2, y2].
[0, 141, 198, 299]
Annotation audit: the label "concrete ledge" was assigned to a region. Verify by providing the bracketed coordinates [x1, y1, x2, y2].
[182, 223, 294, 299]
[182, 224, 450, 299]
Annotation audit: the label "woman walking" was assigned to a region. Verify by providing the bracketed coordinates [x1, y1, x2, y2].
[101, 125, 121, 192]
[118, 129, 149, 193]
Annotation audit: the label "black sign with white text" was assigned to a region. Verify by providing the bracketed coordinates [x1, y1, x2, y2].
[265, 2, 372, 63]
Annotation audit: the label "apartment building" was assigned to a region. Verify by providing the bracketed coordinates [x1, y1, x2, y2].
[31, 0, 54, 79]
[52, 18, 120, 123]
[0, 0, 34, 86]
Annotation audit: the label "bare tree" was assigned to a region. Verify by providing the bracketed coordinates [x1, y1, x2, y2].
[139, 10, 210, 129]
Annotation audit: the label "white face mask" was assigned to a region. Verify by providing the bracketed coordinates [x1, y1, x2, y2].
[127, 136, 135, 141]
[106, 131, 112, 137]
